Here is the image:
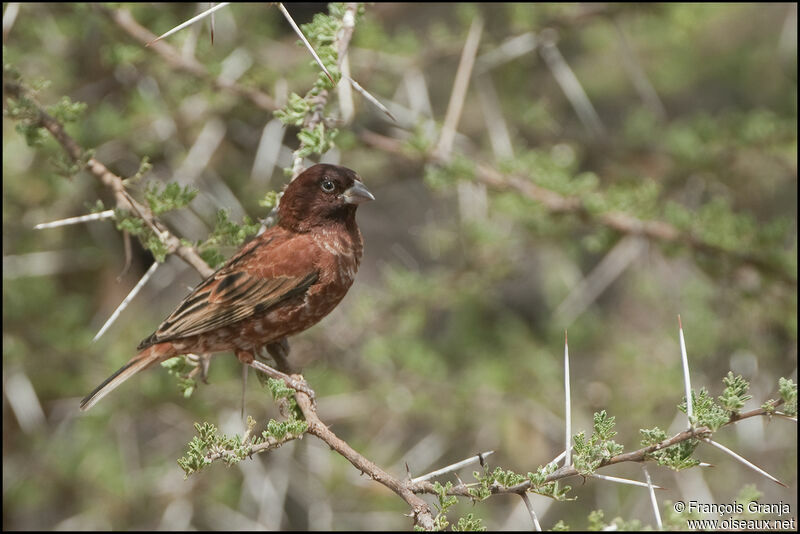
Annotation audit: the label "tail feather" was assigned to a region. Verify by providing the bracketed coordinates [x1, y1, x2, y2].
[80, 345, 170, 411]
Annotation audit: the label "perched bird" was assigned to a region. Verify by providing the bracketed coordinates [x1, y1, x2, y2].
[81, 164, 374, 410]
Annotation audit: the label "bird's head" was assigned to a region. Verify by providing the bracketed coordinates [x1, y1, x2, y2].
[278, 164, 375, 232]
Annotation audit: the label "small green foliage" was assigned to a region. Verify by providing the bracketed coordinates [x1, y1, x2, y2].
[424, 156, 477, 191]
[405, 123, 435, 155]
[262, 417, 308, 441]
[778, 377, 797, 416]
[759, 377, 793, 415]
[718, 372, 752, 414]
[112, 207, 169, 262]
[295, 121, 338, 159]
[466, 466, 528, 503]
[525, 462, 572, 501]
[681, 388, 729, 430]
[258, 190, 280, 210]
[177, 422, 255, 476]
[113, 208, 146, 235]
[431, 481, 459, 531]
[15, 121, 48, 147]
[125, 156, 153, 184]
[299, 8, 343, 88]
[452, 513, 486, 532]
[176, 422, 215, 476]
[640, 426, 699, 470]
[572, 411, 624, 475]
[587, 509, 605, 531]
[196, 210, 260, 268]
[144, 233, 169, 263]
[586, 508, 644, 531]
[551, 519, 570, 531]
[177, 383, 308, 478]
[275, 92, 311, 126]
[160, 356, 198, 398]
[144, 181, 198, 215]
[51, 151, 88, 178]
[492, 467, 527, 488]
[276, 3, 350, 175]
[86, 199, 106, 213]
[46, 95, 86, 123]
[264, 377, 305, 422]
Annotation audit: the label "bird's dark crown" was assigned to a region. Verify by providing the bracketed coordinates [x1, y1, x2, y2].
[278, 164, 370, 232]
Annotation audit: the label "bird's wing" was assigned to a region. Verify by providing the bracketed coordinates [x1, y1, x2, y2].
[137, 232, 318, 349]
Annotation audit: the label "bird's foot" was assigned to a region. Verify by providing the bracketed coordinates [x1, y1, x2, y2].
[288, 373, 316, 405]
[244, 355, 316, 406]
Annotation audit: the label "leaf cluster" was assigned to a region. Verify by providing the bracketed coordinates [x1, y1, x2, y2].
[572, 411, 624, 475]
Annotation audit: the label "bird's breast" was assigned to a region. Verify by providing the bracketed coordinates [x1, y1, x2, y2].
[311, 227, 363, 288]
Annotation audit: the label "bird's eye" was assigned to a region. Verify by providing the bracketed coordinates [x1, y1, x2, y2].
[321, 179, 335, 193]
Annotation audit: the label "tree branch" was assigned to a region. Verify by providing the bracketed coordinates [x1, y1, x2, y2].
[408, 398, 787, 499]
[96, 5, 277, 113]
[360, 130, 797, 287]
[295, 392, 436, 530]
[3, 78, 215, 278]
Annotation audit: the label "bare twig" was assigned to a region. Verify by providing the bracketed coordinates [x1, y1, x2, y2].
[563, 331, 572, 467]
[344, 75, 396, 122]
[475, 32, 537, 74]
[411, 450, 495, 483]
[93, 261, 159, 341]
[277, 3, 335, 86]
[612, 19, 667, 120]
[408, 398, 787, 498]
[146, 2, 230, 46]
[538, 28, 605, 137]
[642, 465, 663, 530]
[34, 210, 115, 230]
[118, 230, 133, 281]
[3, 368, 46, 434]
[2, 2, 20, 42]
[435, 16, 483, 161]
[475, 73, 514, 160]
[702, 438, 786, 487]
[520, 492, 543, 531]
[678, 315, 693, 426]
[592, 473, 664, 490]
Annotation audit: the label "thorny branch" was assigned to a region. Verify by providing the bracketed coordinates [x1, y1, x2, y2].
[8, 4, 794, 530]
[3, 78, 215, 278]
[408, 398, 788, 499]
[288, 2, 360, 178]
[189, 383, 788, 529]
[360, 130, 797, 287]
[97, 5, 277, 113]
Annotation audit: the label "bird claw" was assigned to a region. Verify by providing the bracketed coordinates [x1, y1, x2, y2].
[288, 373, 316, 405]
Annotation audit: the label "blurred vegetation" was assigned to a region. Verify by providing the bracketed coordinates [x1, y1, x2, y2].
[3, 2, 796, 530]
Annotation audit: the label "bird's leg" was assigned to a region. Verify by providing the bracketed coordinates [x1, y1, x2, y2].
[266, 338, 294, 373]
[237, 349, 316, 404]
[185, 353, 211, 384]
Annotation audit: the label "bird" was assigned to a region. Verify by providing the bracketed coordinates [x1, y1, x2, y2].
[80, 163, 374, 411]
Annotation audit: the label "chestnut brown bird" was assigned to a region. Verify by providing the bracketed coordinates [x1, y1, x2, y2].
[80, 164, 374, 410]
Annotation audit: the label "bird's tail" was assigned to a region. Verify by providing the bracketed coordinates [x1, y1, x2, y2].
[80, 343, 173, 411]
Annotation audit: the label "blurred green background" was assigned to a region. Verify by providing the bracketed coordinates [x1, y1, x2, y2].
[3, 3, 796, 530]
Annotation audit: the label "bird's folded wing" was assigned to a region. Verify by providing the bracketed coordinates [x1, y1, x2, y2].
[138, 235, 318, 349]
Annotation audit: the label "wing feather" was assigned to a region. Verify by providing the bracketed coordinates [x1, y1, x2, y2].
[137, 233, 318, 350]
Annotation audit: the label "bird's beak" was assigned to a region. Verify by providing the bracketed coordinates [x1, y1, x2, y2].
[342, 180, 375, 204]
